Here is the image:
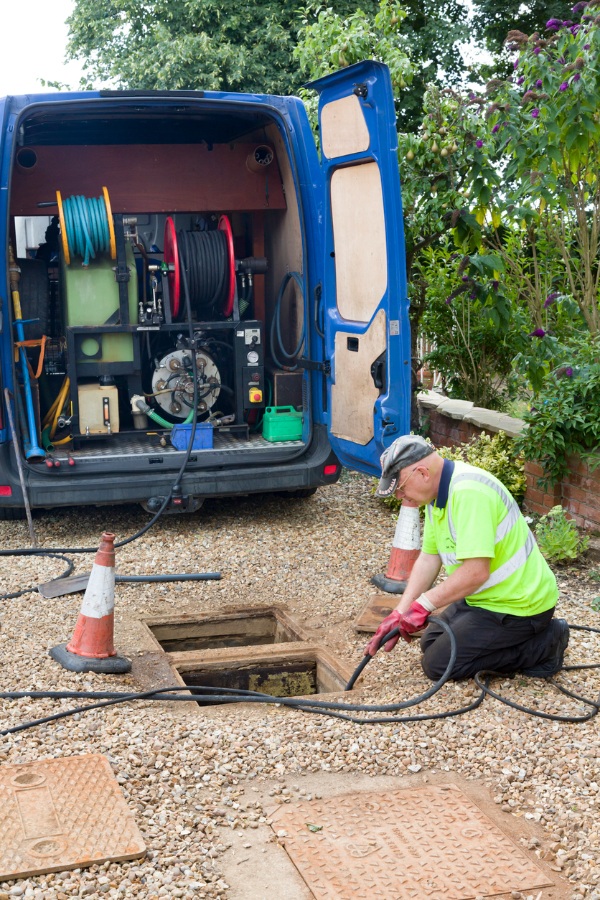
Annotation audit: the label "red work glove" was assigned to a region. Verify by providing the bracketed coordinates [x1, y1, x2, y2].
[364, 610, 403, 657]
[396, 599, 432, 643]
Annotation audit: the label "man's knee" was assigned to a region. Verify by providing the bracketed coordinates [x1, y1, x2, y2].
[421, 642, 450, 681]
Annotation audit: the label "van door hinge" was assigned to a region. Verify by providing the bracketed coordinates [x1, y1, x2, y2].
[298, 358, 331, 375]
[353, 83, 368, 99]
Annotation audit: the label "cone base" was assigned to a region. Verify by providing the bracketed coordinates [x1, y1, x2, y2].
[50, 643, 132, 674]
[370, 573, 407, 594]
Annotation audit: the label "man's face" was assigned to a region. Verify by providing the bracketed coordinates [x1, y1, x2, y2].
[393, 463, 436, 505]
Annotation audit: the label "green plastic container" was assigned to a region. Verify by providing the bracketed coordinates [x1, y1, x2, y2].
[61, 244, 139, 363]
[262, 406, 303, 442]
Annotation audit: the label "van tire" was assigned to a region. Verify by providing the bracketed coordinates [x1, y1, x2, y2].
[17, 259, 49, 341]
[0, 506, 26, 520]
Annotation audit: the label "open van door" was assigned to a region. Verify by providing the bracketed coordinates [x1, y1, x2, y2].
[0, 97, 11, 445]
[308, 61, 410, 476]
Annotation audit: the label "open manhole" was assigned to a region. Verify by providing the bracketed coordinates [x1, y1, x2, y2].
[176, 646, 350, 704]
[143, 607, 354, 706]
[147, 606, 306, 652]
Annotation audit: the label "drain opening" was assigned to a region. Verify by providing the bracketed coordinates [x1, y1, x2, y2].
[176, 649, 349, 705]
[149, 610, 303, 652]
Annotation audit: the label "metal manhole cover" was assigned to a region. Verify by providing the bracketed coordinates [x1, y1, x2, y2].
[0, 754, 146, 880]
[270, 785, 554, 899]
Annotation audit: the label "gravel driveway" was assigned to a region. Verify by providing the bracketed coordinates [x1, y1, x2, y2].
[1, 471, 599, 899]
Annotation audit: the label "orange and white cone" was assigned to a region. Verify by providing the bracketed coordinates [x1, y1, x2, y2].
[50, 532, 131, 673]
[371, 500, 421, 594]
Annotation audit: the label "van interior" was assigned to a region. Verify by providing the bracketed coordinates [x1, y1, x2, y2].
[7, 97, 311, 477]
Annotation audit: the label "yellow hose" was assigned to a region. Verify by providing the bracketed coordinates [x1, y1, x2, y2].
[43, 376, 70, 438]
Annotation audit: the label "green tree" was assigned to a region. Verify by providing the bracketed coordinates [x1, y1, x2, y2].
[67, 0, 378, 94]
[418, 241, 524, 408]
[296, 0, 470, 129]
[471, 0, 571, 59]
[484, 12, 600, 336]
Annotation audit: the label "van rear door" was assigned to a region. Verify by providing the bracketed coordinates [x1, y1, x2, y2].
[0, 97, 12, 444]
[309, 60, 410, 476]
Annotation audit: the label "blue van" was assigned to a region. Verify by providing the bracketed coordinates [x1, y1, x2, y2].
[0, 60, 410, 516]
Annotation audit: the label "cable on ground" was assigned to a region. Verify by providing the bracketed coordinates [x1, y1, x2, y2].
[2, 622, 599, 736]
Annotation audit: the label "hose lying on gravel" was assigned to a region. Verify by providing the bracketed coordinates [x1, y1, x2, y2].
[2, 622, 599, 736]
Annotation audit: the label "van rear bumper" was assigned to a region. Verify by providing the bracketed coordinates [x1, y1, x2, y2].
[0, 425, 340, 510]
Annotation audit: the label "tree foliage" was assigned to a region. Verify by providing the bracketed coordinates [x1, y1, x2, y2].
[296, 0, 469, 129]
[66, 0, 377, 94]
[484, 10, 600, 335]
[417, 242, 524, 408]
[471, 0, 570, 58]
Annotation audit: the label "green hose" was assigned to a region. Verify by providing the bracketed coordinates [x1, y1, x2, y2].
[145, 405, 195, 430]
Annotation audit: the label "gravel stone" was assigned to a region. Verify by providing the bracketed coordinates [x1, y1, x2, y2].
[1, 474, 599, 897]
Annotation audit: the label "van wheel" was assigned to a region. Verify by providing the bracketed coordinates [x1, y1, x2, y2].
[17, 259, 49, 341]
[0, 506, 26, 520]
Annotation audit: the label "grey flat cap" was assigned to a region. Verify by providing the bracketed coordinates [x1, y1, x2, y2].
[375, 435, 434, 497]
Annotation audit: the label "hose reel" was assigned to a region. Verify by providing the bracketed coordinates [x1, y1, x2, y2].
[163, 215, 235, 320]
[56, 187, 117, 267]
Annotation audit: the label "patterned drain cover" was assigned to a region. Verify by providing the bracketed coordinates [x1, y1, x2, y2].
[0, 754, 146, 880]
[270, 785, 554, 899]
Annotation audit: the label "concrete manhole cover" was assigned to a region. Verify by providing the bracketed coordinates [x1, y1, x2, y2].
[270, 784, 554, 899]
[0, 754, 146, 880]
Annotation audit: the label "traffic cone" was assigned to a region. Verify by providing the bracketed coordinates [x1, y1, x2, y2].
[50, 532, 131, 673]
[371, 500, 421, 594]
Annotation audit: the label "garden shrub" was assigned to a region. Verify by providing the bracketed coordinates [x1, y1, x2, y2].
[437, 431, 527, 503]
[534, 505, 589, 564]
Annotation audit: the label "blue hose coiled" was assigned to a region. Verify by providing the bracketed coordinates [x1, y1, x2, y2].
[62, 194, 111, 266]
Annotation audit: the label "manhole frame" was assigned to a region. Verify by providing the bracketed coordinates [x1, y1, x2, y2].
[141, 606, 355, 704]
[171, 642, 353, 698]
[143, 605, 310, 653]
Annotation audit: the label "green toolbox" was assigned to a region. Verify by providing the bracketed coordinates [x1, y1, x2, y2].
[262, 406, 303, 442]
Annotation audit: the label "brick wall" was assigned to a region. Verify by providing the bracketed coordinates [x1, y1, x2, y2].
[526, 456, 600, 530]
[419, 392, 600, 531]
[427, 409, 493, 449]
[523, 461, 562, 518]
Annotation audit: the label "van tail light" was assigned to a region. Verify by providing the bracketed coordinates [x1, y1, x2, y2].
[323, 464, 338, 476]
[0, 486, 12, 497]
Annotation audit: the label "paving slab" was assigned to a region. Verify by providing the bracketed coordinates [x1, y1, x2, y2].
[0, 754, 146, 881]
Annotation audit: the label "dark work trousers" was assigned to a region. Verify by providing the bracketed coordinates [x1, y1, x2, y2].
[420, 599, 556, 680]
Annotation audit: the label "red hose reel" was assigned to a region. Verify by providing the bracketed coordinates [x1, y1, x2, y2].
[163, 215, 235, 319]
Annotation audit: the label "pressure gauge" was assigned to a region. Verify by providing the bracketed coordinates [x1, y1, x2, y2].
[247, 350, 259, 364]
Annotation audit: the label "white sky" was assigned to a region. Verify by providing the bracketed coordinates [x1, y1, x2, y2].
[0, 0, 86, 96]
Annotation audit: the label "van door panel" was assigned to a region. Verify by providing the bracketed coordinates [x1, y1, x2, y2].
[309, 60, 411, 476]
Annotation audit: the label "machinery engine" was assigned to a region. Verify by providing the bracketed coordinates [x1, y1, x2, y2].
[151, 347, 222, 420]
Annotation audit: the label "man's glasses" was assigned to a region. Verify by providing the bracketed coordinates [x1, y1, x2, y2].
[396, 466, 418, 496]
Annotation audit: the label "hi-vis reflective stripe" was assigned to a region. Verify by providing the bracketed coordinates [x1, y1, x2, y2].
[471, 531, 537, 594]
[447, 471, 515, 541]
[427, 468, 535, 591]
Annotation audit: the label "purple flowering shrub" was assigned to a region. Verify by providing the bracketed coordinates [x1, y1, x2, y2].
[482, 2, 600, 342]
[516, 336, 600, 485]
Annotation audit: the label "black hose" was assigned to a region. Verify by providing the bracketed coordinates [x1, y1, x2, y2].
[270, 272, 305, 370]
[2, 621, 599, 735]
[178, 229, 227, 317]
[0, 553, 74, 600]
